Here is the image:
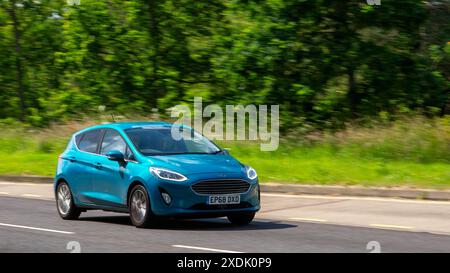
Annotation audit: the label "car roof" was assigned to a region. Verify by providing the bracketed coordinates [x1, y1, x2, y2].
[76, 121, 176, 134]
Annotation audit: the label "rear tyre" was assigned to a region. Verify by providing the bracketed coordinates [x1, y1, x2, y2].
[227, 212, 255, 225]
[129, 185, 156, 228]
[56, 182, 81, 220]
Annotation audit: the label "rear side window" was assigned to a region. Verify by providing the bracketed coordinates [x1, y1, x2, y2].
[77, 130, 101, 153]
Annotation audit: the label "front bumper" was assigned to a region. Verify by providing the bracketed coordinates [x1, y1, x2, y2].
[147, 173, 260, 218]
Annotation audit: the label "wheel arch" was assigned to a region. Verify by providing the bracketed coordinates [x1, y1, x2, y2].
[54, 177, 68, 193]
[126, 180, 149, 207]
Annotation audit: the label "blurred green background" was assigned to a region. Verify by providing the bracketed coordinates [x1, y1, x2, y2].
[0, 0, 449, 188]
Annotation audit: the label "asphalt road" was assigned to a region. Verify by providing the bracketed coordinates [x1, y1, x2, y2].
[1, 181, 450, 253]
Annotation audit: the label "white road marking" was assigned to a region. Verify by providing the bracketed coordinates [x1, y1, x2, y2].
[268, 214, 450, 236]
[290, 217, 415, 231]
[0, 182, 47, 186]
[289, 217, 328, 222]
[262, 193, 450, 205]
[172, 245, 243, 253]
[0, 193, 53, 201]
[0, 222, 74, 234]
[369, 224, 413, 230]
[22, 194, 42, 198]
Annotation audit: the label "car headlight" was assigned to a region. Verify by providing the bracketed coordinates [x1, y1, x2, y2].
[150, 167, 187, 182]
[246, 166, 258, 180]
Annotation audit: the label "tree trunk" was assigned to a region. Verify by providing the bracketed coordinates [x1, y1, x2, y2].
[148, 0, 161, 108]
[9, 0, 26, 121]
[347, 66, 359, 117]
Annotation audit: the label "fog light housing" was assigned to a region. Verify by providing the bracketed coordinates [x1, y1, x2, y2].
[161, 192, 172, 205]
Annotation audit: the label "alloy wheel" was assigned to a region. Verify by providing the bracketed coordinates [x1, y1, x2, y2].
[57, 184, 71, 215]
[131, 189, 147, 223]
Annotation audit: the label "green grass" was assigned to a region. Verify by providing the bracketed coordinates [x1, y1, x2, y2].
[0, 117, 449, 189]
[221, 142, 450, 189]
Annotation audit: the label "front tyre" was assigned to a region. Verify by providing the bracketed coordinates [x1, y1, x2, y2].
[227, 212, 255, 225]
[56, 182, 81, 220]
[129, 185, 155, 228]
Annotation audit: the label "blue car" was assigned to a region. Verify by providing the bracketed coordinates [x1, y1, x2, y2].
[55, 122, 260, 227]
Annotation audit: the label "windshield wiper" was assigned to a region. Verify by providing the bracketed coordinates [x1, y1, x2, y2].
[209, 150, 225, 155]
[146, 152, 213, 156]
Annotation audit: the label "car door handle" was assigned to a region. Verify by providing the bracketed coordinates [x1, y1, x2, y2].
[69, 156, 76, 163]
[95, 162, 102, 170]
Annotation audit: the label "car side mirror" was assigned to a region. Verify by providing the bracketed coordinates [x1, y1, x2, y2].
[222, 149, 230, 156]
[106, 150, 125, 162]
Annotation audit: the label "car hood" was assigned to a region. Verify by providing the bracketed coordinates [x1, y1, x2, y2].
[146, 154, 244, 175]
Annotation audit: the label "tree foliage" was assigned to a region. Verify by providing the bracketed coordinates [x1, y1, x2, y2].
[0, 0, 448, 128]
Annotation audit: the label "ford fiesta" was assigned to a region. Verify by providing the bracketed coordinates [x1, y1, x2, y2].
[54, 122, 260, 227]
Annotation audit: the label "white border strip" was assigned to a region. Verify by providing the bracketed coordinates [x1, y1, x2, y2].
[262, 193, 450, 205]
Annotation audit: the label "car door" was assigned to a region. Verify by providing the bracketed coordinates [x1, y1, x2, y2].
[69, 129, 103, 205]
[91, 129, 133, 208]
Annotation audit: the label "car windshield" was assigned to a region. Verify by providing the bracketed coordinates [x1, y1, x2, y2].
[125, 126, 222, 156]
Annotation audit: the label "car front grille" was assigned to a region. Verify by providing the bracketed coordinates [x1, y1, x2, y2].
[191, 179, 251, 195]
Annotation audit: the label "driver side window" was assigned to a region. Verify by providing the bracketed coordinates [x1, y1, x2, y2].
[100, 129, 127, 156]
[125, 146, 136, 161]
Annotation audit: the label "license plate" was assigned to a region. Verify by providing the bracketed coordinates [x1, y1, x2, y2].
[208, 195, 240, 205]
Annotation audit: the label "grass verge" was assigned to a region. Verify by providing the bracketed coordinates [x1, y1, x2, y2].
[0, 117, 448, 189]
